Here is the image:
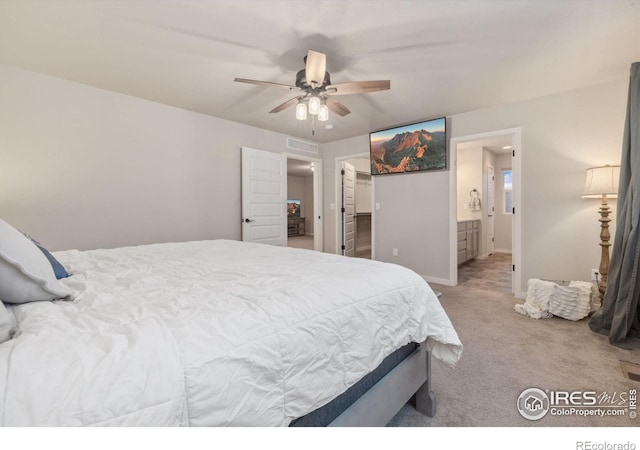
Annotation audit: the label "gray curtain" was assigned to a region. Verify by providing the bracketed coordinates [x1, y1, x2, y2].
[589, 62, 640, 348]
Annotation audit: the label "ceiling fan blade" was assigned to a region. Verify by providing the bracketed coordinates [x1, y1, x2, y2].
[305, 50, 326, 87]
[326, 80, 390, 96]
[326, 97, 351, 116]
[234, 78, 298, 90]
[269, 97, 301, 114]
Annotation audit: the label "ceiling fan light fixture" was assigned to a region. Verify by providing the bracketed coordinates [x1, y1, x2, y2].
[318, 103, 329, 122]
[295, 100, 307, 120]
[234, 50, 390, 124]
[308, 95, 321, 115]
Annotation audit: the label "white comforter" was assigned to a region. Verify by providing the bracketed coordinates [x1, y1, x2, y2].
[0, 240, 462, 426]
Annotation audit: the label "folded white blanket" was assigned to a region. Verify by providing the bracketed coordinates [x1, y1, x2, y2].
[515, 278, 595, 321]
[515, 279, 555, 319]
[549, 281, 594, 321]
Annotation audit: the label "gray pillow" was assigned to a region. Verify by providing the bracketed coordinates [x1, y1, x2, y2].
[0, 302, 15, 343]
[0, 219, 72, 304]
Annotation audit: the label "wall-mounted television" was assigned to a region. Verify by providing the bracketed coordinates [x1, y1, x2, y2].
[369, 117, 447, 175]
[287, 199, 301, 217]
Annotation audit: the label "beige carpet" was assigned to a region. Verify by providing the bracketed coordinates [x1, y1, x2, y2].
[388, 254, 640, 427]
[287, 235, 314, 250]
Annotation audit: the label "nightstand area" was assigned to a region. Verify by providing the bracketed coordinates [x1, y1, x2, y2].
[288, 217, 305, 236]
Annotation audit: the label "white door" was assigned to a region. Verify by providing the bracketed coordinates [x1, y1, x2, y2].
[241, 147, 286, 246]
[341, 161, 355, 257]
[487, 165, 495, 255]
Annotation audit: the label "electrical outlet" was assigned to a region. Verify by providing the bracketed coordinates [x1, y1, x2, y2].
[393, 248, 398, 257]
[591, 269, 600, 281]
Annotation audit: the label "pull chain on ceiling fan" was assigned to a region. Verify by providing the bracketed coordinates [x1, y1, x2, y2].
[234, 49, 390, 124]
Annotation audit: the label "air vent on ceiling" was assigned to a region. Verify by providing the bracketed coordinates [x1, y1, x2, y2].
[286, 137, 319, 154]
[620, 360, 640, 382]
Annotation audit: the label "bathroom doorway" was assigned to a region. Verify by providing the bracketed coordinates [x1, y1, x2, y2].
[450, 128, 522, 295]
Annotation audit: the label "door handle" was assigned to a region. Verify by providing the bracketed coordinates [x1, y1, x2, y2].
[243, 218, 256, 223]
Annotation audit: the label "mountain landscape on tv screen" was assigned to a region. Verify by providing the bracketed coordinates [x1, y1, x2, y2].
[287, 201, 301, 217]
[370, 129, 446, 174]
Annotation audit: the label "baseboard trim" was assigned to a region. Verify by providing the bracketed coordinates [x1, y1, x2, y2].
[493, 248, 512, 254]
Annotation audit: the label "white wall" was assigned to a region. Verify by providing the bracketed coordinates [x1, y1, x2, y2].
[457, 146, 483, 221]
[355, 174, 372, 214]
[0, 64, 314, 251]
[1, 63, 628, 292]
[349, 157, 372, 214]
[322, 78, 628, 291]
[375, 171, 451, 281]
[349, 157, 371, 174]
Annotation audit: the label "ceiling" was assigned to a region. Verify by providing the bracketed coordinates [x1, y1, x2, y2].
[1, 1, 638, 144]
[457, 135, 513, 154]
[287, 158, 315, 177]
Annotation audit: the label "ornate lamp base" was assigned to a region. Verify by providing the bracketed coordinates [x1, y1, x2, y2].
[597, 194, 612, 300]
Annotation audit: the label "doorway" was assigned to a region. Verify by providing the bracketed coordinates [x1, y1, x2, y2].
[335, 154, 374, 259]
[286, 154, 323, 252]
[449, 128, 522, 296]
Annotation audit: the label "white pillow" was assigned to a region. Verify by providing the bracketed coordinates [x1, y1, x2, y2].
[0, 219, 72, 304]
[0, 302, 15, 343]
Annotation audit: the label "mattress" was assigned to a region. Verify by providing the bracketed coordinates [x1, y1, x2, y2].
[289, 342, 419, 426]
[0, 239, 462, 426]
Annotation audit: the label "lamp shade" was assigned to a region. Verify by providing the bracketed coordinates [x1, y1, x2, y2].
[582, 165, 620, 198]
[295, 101, 307, 120]
[318, 103, 329, 121]
[308, 96, 320, 115]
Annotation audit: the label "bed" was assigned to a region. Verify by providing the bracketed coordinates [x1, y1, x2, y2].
[0, 223, 462, 427]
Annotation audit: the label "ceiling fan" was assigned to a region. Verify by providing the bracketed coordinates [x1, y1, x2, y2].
[234, 50, 390, 122]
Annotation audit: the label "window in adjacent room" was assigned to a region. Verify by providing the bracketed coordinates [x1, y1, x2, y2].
[502, 169, 513, 214]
